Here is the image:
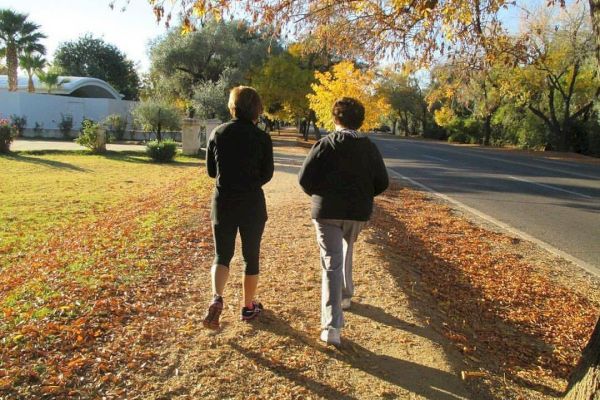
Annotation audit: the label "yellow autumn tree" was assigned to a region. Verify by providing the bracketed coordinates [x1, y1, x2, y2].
[307, 61, 390, 131]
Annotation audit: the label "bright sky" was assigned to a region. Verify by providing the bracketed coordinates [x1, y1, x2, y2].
[1, 0, 171, 73]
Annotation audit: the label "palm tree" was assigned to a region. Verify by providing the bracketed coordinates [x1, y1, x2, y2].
[0, 9, 46, 91]
[36, 68, 69, 94]
[19, 52, 45, 92]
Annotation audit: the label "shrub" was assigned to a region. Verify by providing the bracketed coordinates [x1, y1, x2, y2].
[58, 113, 74, 139]
[104, 114, 128, 141]
[146, 139, 178, 162]
[132, 100, 181, 142]
[445, 117, 481, 144]
[9, 115, 27, 136]
[0, 118, 16, 153]
[76, 119, 106, 153]
[33, 122, 44, 135]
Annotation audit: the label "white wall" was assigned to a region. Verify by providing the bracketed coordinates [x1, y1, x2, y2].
[0, 90, 137, 138]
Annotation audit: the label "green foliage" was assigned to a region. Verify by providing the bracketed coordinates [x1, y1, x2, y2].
[192, 72, 231, 121]
[132, 100, 181, 142]
[36, 66, 69, 93]
[75, 119, 106, 153]
[0, 9, 46, 91]
[251, 52, 314, 121]
[380, 71, 429, 135]
[58, 113, 73, 138]
[33, 121, 44, 134]
[146, 139, 178, 162]
[9, 114, 26, 136]
[493, 104, 547, 149]
[147, 19, 277, 104]
[19, 52, 45, 92]
[104, 114, 128, 141]
[53, 34, 140, 100]
[446, 117, 482, 144]
[0, 118, 15, 153]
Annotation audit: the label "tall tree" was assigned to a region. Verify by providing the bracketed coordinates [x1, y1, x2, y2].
[19, 52, 45, 92]
[507, 5, 598, 152]
[53, 34, 140, 100]
[36, 66, 69, 94]
[251, 52, 314, 123]
[380, 70, 429, 136]
[148, 19, 276, 106]
[308, 61, 390, 131]
[0, 9, 45, 91]
[143, 1, 600, 72]
[428, 58, 506, 145]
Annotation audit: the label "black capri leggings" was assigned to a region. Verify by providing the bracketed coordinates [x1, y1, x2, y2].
[212, 220, 266, 275]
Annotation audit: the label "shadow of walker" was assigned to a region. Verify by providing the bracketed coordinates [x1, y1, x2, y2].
[237, 311, 469, 400]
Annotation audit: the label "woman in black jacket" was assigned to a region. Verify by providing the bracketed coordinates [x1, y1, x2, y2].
[298, 97, 389, 345]
[203, 86, 274, 329]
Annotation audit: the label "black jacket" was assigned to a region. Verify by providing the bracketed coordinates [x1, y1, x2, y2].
[207, 119, 274, 224]
[298, 130, 389, 221]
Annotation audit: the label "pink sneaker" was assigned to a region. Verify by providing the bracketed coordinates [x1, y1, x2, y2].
[241, 301, 263, 321]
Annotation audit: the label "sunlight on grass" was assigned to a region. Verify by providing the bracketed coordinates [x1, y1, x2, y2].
[0, 150, 207, 326]
[0, 151, 202, 258]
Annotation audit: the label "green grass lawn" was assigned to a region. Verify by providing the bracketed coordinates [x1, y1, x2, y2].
[0, 151, 211, 361]
[0, 151, 202, 258]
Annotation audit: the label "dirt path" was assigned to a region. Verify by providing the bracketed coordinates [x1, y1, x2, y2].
[99, 138, 598, 400]
[113, 140, 471, 400]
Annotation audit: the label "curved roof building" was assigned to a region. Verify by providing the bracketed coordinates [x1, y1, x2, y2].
[0, 75, 123, 100]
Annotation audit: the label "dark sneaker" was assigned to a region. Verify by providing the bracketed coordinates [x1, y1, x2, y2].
[203, 296, 223, 330]
[241, 301, 263, 321]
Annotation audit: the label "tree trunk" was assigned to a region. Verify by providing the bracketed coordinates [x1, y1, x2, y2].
[301, 119, 309, 141]
[7, 44, 18, 92]
[392, 118, 398, 135]
[589, 0, 600, 76]
[312, 119, 321, 140]
[560, 122, 572, 153]
[483, 115, 492, 146]
[564, 316, 600, 400]
[157, 109, 162, 142]
[27, 73, 35, 93]
[421, 105, 428, 136]
[308, 110, 321, 140]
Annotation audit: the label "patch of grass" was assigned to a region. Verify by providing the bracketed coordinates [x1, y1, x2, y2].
[0, 152, 202, 260]
[0, 151, 206, 325]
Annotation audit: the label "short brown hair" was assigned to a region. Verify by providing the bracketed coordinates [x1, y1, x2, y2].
[332, 97, 365, 130]
[228, 86, 263, 121]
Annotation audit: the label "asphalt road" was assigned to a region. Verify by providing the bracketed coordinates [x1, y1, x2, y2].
[371, 136, 600, 275]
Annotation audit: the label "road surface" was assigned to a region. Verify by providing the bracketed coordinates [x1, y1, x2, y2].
[371, 136, 600, 275]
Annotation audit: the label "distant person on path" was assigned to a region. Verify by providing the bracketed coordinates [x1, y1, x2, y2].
[298, 97, 389, 346]
[203, 86, 274, 329]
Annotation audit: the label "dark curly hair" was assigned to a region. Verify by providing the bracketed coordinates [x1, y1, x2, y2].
[332, 97, 365, 130]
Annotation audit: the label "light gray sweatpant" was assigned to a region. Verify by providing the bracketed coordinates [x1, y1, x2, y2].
[313, 218, 366, 330]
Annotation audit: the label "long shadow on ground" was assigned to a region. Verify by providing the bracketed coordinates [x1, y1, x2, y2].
[369, 185, 574, 398]
[0, 153, 88, 171]
[246, 312, 469, 400]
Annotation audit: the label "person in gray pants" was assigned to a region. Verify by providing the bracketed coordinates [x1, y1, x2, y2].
[298, 97, 389, 346]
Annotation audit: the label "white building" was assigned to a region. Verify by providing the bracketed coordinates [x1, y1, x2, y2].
[0, 75, 137, 138]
